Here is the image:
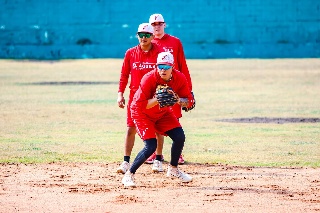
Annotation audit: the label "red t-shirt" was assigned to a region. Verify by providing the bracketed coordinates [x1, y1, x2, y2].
[131, 68, 194, 139]
[131, 68, 193, 119]
[152, 34, 193, 118]
[118, 44, 161, 96]
[152, 34, 192, 90]
[118, 44, 161, 127]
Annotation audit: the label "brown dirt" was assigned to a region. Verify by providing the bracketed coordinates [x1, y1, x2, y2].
[0, 163, 319, 213]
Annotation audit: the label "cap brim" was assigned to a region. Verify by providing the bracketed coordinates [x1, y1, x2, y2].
[137, 31, 153, 33]
[156, 62, 173, 66]
[150, 21, 165, 24]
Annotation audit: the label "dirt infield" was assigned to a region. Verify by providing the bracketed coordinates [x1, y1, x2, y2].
[0, 163, 319, 213]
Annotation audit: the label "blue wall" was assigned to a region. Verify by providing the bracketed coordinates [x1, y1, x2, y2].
[0, 0, 319, 59]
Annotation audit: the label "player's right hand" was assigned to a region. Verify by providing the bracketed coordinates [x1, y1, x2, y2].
[117, 96, 125, 108]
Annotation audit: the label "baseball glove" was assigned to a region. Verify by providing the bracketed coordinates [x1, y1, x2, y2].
[155, 84, 179, 108]
[182, 91, 196, 112]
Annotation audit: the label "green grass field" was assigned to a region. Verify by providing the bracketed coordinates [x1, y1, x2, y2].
[0, 59, 319, 167]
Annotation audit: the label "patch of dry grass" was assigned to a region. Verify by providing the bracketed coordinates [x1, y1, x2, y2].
[0, 59, 319, 166]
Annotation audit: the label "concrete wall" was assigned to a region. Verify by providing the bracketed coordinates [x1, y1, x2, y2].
[0, 0, 319, 59]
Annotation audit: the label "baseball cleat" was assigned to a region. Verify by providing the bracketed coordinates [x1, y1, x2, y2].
[178, 155, 185, 165]
[145, 152, 164, 164]
[166, 165, 192, 183]
[122, 171, 136, 187]
[116, 161, 130, 174]
[152, 160, 164, 172]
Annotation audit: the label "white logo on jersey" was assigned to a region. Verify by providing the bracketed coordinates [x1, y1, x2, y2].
[133, 62, 156, 70]
[163, 47, 174, 54]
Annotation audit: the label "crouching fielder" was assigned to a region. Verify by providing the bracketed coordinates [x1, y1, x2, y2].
[121, 51, 195, 187]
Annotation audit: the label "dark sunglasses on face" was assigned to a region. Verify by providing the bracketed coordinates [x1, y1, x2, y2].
[157, 64, 172, 70]
[137, 33, 152, 38]
[151, 22, 164, 26]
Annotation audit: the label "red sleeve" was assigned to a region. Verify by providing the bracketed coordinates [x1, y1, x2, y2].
[133, 71, 157, 109]
[176, 39, 193, 91]
[118, 50, 131, 93]
[186, 92, 195, 109]
[170, 70, 194, 108]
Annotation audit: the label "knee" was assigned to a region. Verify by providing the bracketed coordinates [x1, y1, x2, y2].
[166, 127, 185, 143]
[175, 132, 185, 144]
[144, 138, 157, 154]
[127, 127, 136, 136]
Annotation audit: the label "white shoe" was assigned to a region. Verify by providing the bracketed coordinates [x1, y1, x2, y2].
[122, 171, 136, 187]
[166, 165, 192, 182]
[152, 160, 164, 172]
[116, 161, 130, 174]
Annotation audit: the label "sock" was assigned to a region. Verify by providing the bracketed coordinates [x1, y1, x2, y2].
[156, 155, 162, 161]
[124, 156, 130, 163]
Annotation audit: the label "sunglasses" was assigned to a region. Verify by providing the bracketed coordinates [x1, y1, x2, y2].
[137, 33, 152, 38]
[157, 64, 172, 70]
[151, 22, 164, 27]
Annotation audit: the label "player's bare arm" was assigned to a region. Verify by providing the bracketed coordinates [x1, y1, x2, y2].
[146, 97, 158, 109]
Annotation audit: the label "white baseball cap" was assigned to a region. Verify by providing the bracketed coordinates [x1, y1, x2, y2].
[157, 52, 174, 66]
[137, 23, 153, 34]
[149, 14, 165, 24]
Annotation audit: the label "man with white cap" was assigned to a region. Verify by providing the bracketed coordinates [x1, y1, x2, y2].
[121, 51, 194, 187]
[116, 23, 164, 174]
[145, 13, 194, 167]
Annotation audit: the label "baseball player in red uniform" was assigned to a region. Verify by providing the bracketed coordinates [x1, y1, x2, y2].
[121, 52, 194, 187]
[145, 13, 194, 166]
[116, 23, 164, 174]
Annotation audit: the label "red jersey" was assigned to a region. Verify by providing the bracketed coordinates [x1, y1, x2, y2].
[118, 44, 161, 127]
[131, 69, 193, 119]
[152, 34, 192, 90]
[118, 44, 160, 95]
[131, 68, 194, 139]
